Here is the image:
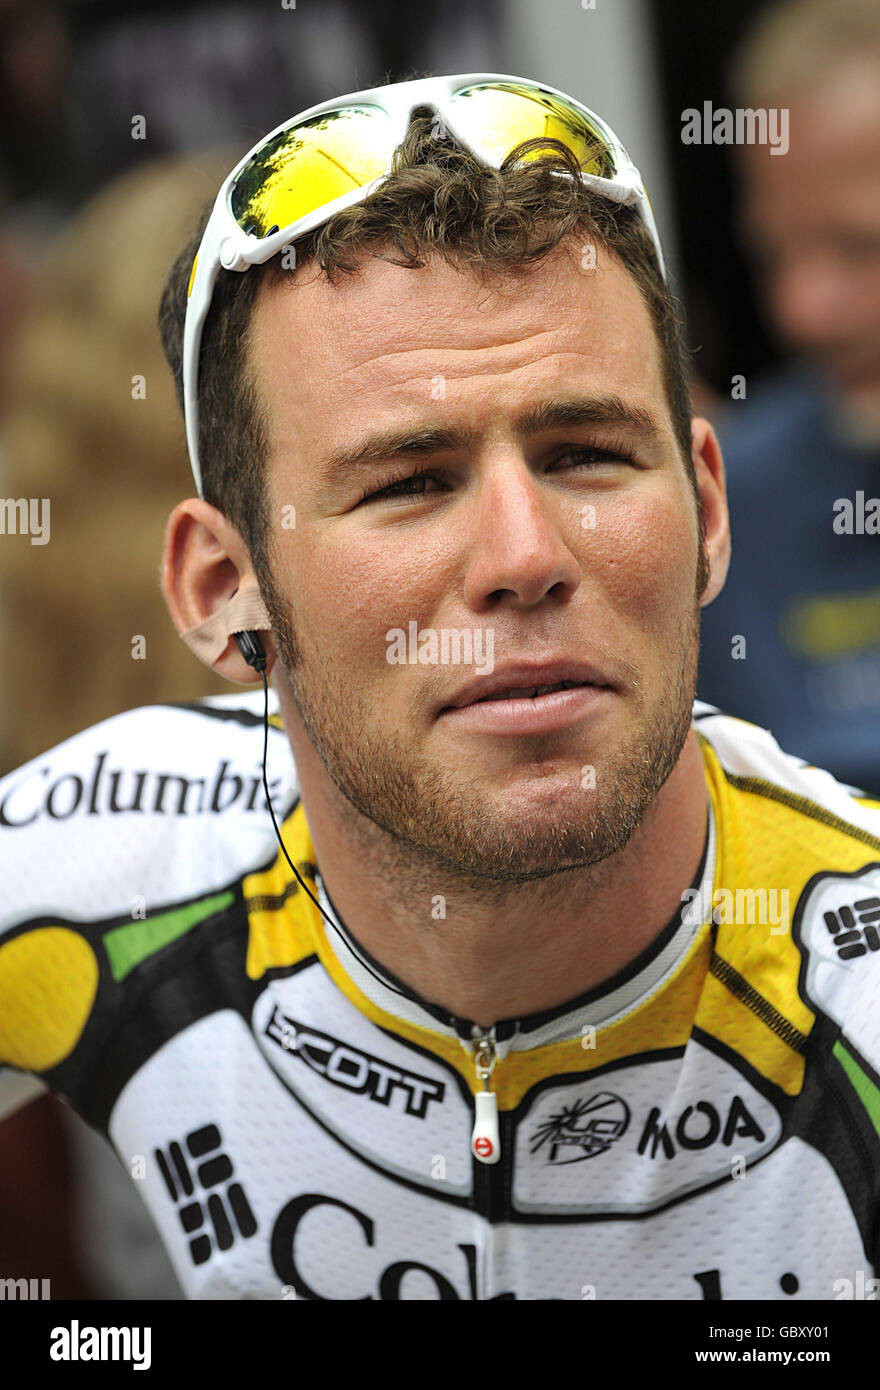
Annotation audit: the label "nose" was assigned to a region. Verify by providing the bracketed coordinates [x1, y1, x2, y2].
[462, 452, 582, 613]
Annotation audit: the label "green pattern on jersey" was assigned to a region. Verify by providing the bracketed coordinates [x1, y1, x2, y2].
[834, 1040, 880, 1140]
[103, 891, 235, 982]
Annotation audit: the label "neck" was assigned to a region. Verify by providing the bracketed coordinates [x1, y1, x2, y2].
[277, 687, 709, 1026]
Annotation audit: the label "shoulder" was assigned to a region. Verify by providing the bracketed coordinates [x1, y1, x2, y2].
[0, 690, 297, 931]
[0, 690, 298, 1117]
[694, 700, 880, 1084]
[694, 698, 880, 834]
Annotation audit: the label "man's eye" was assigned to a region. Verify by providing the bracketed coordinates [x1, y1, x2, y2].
[550, 443, 636, 469]
[361, 470, 443, 504]
[358, 444, 635, 505]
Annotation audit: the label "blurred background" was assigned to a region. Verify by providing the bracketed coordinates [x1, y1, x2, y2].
[0, 0, 877, 1298]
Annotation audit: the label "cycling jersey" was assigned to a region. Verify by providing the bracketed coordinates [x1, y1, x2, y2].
[1, 693, 878, 1301]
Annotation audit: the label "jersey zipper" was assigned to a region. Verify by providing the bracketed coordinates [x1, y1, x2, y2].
[470, 1026, 500, 1164]
[468, 1025, 510, 1230]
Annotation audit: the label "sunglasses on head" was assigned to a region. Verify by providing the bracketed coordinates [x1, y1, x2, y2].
[183, 72, 667, 497]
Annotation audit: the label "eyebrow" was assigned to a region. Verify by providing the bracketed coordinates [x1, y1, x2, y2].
[319, 393, 664, 483]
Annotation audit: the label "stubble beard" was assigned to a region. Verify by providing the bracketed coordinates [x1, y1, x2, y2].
[260, 574, 702, 887]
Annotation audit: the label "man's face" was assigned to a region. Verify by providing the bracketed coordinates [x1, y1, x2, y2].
[250, 241, 709, 882]
[738, 57, 880, 440]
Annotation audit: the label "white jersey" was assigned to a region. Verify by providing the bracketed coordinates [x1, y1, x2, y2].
[0, 693, 878, 1300]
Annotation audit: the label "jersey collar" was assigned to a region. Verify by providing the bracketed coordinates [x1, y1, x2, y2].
[313, 793, 716, 1057]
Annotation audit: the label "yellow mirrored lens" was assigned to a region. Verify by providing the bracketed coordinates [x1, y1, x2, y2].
[230, 106, 393, 236]
[451, 83, 616, 176]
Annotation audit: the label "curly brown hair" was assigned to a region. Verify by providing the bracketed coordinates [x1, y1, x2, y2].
[159, 114, 696, 590]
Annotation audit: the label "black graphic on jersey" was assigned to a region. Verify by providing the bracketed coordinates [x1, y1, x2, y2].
[155, 1123, 257, 1266]
[638, 1095, 766, 1160]
[263, 1004, 445, 1118]
[530, 1091, 630, 1164]
[823, 898, 880, 959]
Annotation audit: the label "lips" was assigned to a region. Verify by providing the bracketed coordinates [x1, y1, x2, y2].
[470, 679, 588, 703]
[439, 662, 612, 714]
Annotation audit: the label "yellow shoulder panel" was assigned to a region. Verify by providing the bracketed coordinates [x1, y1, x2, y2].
[242, 801, 320, 980]
[0, 927, 99, 1072]
[697, 735, 880, 1094]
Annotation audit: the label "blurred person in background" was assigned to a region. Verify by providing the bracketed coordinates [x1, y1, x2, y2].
[0, 151, 241, 773]
[697, 0, 880, 795]
[0, 150, 250, 1298]
[0, 0, 67, 230]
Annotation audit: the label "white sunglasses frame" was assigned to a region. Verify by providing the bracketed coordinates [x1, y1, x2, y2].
[182, 71, 667, 498]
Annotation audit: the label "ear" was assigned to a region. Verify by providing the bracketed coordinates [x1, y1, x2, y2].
[160, 497, 276, 685]
[691, 417, 731, 607]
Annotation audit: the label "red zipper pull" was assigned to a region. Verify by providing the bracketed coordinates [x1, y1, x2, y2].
[471, 1032, 500, 1165]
